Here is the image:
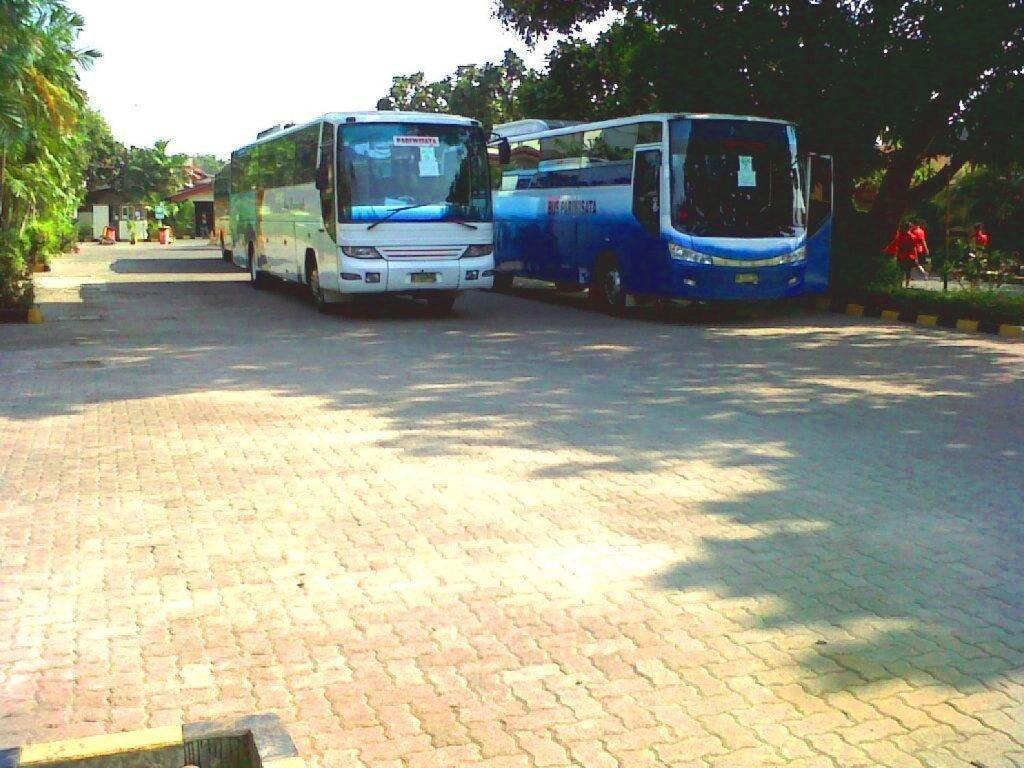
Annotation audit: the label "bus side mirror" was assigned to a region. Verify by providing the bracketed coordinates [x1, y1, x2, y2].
[315, 164, 329, 191]
[498, 138, 511, 166]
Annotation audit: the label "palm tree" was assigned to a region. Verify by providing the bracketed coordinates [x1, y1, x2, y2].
[0, 0, 97, 231]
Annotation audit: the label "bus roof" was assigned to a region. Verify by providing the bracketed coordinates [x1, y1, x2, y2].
[232, 111, 483, 155]
[492, 113, 795, 142]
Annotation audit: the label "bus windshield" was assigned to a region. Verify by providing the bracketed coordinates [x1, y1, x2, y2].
[337, 123, 492, 224]
[670, 119, 803, 238]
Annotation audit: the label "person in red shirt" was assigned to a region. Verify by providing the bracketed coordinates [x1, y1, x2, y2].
[910, 220, 930, 271]
[886, 221, 922, 287]
[972, 223, 990, 248]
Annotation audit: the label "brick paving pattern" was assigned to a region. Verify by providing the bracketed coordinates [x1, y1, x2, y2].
[1, 242, 1022, 767]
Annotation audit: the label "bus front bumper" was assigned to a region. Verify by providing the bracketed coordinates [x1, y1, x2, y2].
[665, 263, 809, 301]
[335, 255, 495, 295]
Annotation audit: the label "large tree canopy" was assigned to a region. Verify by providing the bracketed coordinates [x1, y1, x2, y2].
[492, 0, 1024, 250]
[377, 50, 533, 131]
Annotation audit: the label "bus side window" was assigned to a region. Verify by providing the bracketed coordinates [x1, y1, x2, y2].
[295, 126, 319, 185]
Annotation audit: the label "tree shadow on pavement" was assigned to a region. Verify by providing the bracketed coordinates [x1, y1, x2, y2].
[1, 251, 1022, 700]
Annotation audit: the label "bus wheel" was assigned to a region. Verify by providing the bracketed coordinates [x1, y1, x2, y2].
[307, 258, 329, 314]
[590, 255, 626, 314]
[426, 292, 457, 316]
[492, 273, 514, 293]
[249, 244, 266, 290]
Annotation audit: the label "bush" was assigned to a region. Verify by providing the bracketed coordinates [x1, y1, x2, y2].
[0, 231, 36, 310]
[24, 218, 77, 266]
[166, 200, 195, 238]
[856, 285, 1024, 325]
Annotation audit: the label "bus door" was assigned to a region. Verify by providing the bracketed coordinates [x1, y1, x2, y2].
[803, 154, 833, 293]
[630, 146, 663, 293]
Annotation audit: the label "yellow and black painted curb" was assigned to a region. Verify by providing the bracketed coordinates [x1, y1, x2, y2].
[0, 307, 43, 324]
[0, 713, 303, 767]
[815, 297, 1022, 340]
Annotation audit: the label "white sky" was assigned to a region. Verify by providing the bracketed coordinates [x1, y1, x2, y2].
[69, 0, 569, 159]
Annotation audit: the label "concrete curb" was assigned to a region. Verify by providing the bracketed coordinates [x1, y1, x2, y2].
[1, 713, 303, 768]
[823, 298, 1022, 341]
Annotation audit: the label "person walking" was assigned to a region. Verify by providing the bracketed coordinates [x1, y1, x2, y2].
[972, 223, 990, 249]
[886, 220, 922, 288]
[910, 220, 930, 277]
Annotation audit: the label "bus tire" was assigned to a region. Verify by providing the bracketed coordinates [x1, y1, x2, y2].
[249, 243, 266, 290]
[426, 292, 457, 316]
[306, 251, 329, 314]
[492, 273, 514, 293]
[590, 254, 626, 314]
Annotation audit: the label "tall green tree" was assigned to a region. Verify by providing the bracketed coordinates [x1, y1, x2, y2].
[377, 51, 532, 131]
[79, 106, 123, 190]
[119, 140, 189, 204]
[493, 1, 1024, 253]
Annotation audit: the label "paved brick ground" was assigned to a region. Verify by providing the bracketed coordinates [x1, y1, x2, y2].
[1, 242, 1022, 768]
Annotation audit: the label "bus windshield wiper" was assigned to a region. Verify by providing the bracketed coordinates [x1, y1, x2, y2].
[367, 203, 479, 231]
[367, 203, 435, 231]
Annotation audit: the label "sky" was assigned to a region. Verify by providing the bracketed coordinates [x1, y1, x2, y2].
[68, 0, 575, 160]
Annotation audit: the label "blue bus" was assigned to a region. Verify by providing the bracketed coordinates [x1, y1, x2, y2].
[490, 114, 832, 312]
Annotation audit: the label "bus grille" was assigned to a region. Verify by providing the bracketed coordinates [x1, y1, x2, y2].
[377, 246, 465, 260]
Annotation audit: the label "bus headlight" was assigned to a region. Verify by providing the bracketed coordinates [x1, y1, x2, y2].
[463, 245, 493, 259]
[341, 246, 381, 259]
[783, 246, 807, 264]
[669, 243, 713, 265]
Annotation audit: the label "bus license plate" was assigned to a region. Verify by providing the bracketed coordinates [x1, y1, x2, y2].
[735, 273, 759, 285]
[411, 273, 437, 284]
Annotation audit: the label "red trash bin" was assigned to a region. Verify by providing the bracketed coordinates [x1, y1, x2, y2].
[158, 226, 170, 245]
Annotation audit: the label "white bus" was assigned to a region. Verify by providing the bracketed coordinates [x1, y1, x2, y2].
[227, 112, 496, 313]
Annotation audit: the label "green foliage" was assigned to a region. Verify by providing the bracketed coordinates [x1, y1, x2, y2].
[119, 140, 189, 205]
[0, 0, 97, 307]
[166, 200, 194, 237]
[948, 165, 1024, 252]
[0, 230, 34, 309]
[24, 217, 75, 264]
[377, 51, 532, 131]
[190, 154, 226, 175]
[859, 286, 1024, 326]
[490, 0, 1024, 264]
[80, 107, 122, 190]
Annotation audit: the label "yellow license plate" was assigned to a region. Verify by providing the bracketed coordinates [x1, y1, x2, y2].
[411, 273, 437, 284]
[735, 273, 759, 285]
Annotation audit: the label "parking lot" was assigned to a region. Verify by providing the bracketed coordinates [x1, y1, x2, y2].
[1, 241, 1022, 767]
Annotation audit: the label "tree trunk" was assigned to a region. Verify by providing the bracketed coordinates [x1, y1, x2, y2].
[869, 150, 920, 249]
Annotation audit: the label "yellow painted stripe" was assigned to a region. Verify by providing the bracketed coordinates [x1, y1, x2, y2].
[917, 314, 938, 327]
[998, 324, 1023, 339]
[19, 726, 183, 765]
[881, 309, 900, 322]
[955, 319, 979, 333]
[26, 307, 43, 324]
[846, 303, 864, 317]
[264, 759, 306, 768]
